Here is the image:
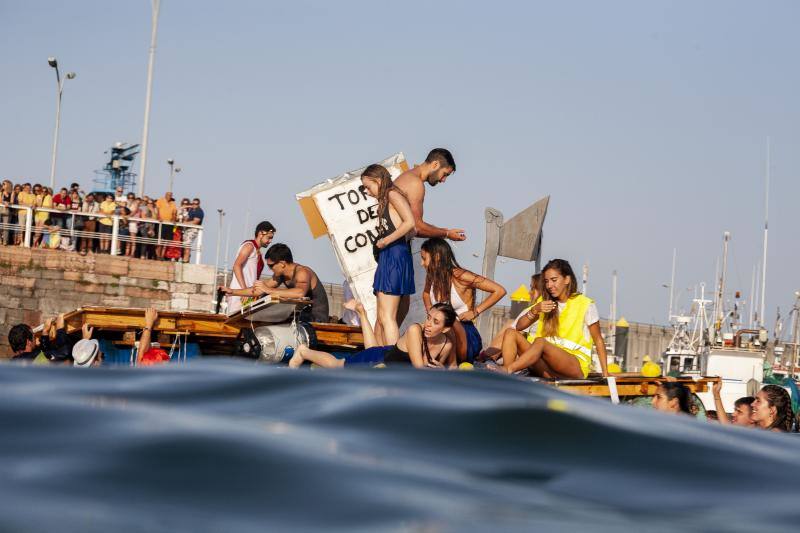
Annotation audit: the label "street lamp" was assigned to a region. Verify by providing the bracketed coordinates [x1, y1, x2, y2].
[167, 158, 182, 193]
[48, 57, 76, 190]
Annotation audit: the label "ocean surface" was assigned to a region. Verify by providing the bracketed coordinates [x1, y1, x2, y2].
[1, 360, 799, 532]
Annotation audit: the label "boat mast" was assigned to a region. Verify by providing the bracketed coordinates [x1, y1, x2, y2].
[759, 138, 770, 328]
[749, 265, 757, 328]
[668, 248, 676, 322]
[714, 232, 730, 338]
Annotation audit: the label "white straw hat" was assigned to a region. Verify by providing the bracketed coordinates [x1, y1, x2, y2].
[72, 339, 100, 367]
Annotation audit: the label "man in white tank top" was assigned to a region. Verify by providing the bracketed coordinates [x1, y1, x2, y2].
[227, 221, 275, 314]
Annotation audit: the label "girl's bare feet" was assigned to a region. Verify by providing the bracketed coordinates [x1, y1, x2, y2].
[344, 299, 365, 315]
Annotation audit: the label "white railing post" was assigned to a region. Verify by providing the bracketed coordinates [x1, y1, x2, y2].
[195, 227, 203, 264]
[111, 215, 119, 256]
[23, 207, 33, 248]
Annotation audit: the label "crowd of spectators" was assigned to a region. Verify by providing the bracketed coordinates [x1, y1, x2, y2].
[0, 180, 204, 262]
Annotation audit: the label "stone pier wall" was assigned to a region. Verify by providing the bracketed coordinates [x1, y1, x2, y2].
[0, 246, 216, 357]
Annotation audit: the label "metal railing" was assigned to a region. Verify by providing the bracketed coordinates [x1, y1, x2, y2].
[0, 204, 204, 264]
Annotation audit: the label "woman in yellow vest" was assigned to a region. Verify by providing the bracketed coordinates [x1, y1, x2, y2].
[498, 258, 609, 378]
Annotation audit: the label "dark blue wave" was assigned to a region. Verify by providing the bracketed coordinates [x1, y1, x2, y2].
[0, 360, 798, 532]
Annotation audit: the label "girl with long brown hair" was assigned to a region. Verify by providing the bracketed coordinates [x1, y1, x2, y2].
[420, 237, 506, 363]
[497, 258, 609, 378]
[362, 164, 416, 346]
[751, 384, 795, 432]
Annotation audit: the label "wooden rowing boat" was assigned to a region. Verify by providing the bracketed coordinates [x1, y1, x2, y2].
[53, 305, 711, 398]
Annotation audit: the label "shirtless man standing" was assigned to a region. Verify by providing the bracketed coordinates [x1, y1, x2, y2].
[393, 148, 465, 242]
[391, 148, 465, 330]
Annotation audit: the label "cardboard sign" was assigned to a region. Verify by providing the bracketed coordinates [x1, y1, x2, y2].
[296, 153, 409, 325]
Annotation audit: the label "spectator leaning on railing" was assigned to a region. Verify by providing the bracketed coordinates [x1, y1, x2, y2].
[0, 180, 204, 262]
[183, 198, 204, 263]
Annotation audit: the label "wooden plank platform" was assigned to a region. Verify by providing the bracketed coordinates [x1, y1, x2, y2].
[59, 306, 366, 350]
[549, 375, 713, 397]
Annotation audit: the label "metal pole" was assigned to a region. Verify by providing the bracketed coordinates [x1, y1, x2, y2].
[668, 248, 676, 322]
[717, 232, 730, 330]
[110, 215, 120, 256]
[138, 0, 161, 198]
[168, 160, 175, 193]
[610, 270, 617, 355]
[582, 264, 588, 294]
[195, 227, 203, 265]
[222, 223, 232, 287]
[759, 137, 770, 327]
[749, 265, 757, 329]
[212, 209, 225, 307]
[49, 76, 63, 190]
[791, 297, 799, 378]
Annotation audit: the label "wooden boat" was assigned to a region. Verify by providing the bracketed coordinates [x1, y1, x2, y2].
[52, 305, 711, 400]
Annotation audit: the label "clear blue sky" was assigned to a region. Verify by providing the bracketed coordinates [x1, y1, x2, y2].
[2, 1, 799, 326]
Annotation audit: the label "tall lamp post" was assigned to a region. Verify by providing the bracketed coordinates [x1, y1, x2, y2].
[47, 57, 76, 190]
[138, 0, 162, 197]
[167, 158, 181, 193]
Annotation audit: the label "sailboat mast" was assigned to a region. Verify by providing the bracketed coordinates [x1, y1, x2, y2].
[749, 265, 757, 328]
[668, 248, 676, 321]
[716, 232, 730, 334]
[759, 138, 770, 328]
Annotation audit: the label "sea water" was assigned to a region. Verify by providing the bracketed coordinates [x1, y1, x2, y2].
[0, 360, 798, 532]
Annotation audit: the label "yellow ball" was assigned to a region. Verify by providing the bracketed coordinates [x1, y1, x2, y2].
[458, 362, 474, 371]
[607, 363, 622, 374]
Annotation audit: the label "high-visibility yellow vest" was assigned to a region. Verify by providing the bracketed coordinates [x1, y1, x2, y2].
[529, 294, 594, 368]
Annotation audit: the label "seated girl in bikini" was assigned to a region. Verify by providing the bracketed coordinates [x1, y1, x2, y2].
[496, 258, 609, 378]
[420, 238, 506, 364]
[288, 301, 457, 369]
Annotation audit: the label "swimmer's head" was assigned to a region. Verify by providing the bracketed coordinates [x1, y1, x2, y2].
[424, 148, 456, 186]
[732, 396, 755, 427]
[652, 382, 692, 414]
[752, 385, 793, 432]
[424, 303, 457, 337]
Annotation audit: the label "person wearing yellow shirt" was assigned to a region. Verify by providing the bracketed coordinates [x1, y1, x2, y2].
[155, 191, 177, 259]
[33, 185, 53, 247]
[98, 194, 117, 253]
[15, 183, 35, 245]
[495, 259, 610, 379]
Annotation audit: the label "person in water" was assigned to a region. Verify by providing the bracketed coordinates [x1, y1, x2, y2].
[362, 164, 416, 346]
[651, 381, 694, 415]
[496, 259, 609, 378]
[711, 380, 755, 427]
[222, 243, 330, 323]
[227, 221, 276, 314]
[481, 273, 543, 361]
[751, 384, 795, 432]
[289, 301, 457, 369]
[420, 238, 506, 364]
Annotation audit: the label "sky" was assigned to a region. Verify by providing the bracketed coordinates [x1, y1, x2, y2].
[1, 1, 799, 327]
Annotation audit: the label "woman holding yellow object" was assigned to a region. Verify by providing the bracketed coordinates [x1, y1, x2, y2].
[496, 259, 609, 378]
